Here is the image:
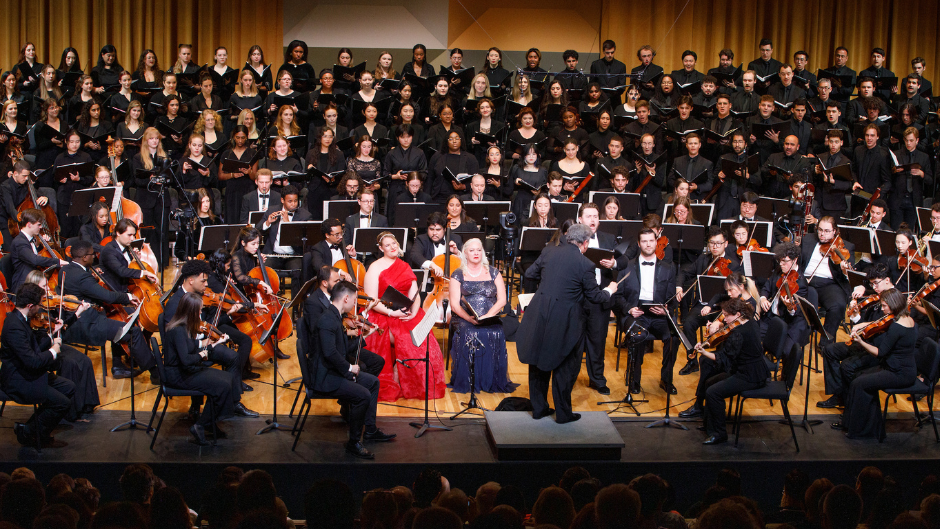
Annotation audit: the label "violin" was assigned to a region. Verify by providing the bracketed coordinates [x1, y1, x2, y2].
[701, 317, 745, 348]
[706, 256, 733, 277]
[41, 294, 97, 313]
[201, 289, 244, 313]
[344, 312, 383, 335]
[655, 235, 669, 260]
[775, 269, 800, 312]
[898, 248, 928, 274]
[847, 313, 895, 345]
[737, 239, 768, 257]
[846, 294, 880, 320]
[908, 276, 940, 310]
[198, 321, 226, 342]
[818, 235, 852, 271]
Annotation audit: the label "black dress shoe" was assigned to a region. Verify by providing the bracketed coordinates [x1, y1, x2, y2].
[532, 408, 555, 419]
[234, 402, 259, 418]
[13, 422, 28, 445]
[816, 395, 843, 408]
[111, 366, 133, 379]
[241, 382, 254, 392]
[678, 358, 700, 375]
[557, 413, 582, 424]
[345, 440, 374, 459]
[703, 435, 727, 445]
[589, 383, 611, 395]
[187, 406, 200, 422]
[679, 404, 704, 418]
[242, 370, 261, 380]
[274, 350, 290, 360]
[189, 424, 210, 446]
[149, 370, 161, 386]
[659, 380, 678, 395]
[831, 421, 846, 431]
[363, 429, 397, 442]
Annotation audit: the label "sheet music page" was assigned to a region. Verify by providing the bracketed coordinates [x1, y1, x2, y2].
[410, 303, 440, 347]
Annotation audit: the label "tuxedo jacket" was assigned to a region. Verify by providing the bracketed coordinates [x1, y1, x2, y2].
[255, 206, 313, 254]
[343, 213, 389, 247]
[408, 233, 463, 270]
[240, 189, 282, 224]
[99, 239, 145, 293]
[60, 262, 131, 306]
[0, 310, 57, 402]
[10, 232, 59, 288]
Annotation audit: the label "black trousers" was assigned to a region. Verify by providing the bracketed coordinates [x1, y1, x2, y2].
[845, 365, 914, 440]
[809, 277, 847, 345]
[626, 315, 679, 389]
[264, 255, 303, 300]
[349, 348, 385, 379]
[191, 344, 244, 408]
[169, 367, 238, 428]
[694, 356, 723, 402]
[822, 342, 873, 399]
[583, 300, 611, 387]
[24, 374, 75, 438]
[528, 345, 581, 423]
[681, 304, 710, 361]
[759, 313, 806, 362]
[218, 323, 252, 374]
[331, 371, 380, 439]
[703, 372, 764, 439]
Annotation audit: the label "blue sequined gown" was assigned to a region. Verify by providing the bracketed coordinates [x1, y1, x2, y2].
[449, 267, 518, 393]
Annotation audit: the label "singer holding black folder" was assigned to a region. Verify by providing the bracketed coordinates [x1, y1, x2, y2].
[52, 131, 93, 239]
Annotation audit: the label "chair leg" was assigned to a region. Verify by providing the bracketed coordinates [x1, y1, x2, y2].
[881, 393, 891, 443]
[930, 393, 940, 442]
[101, 344, 107, 388]
[208, 400, 217, 446]
[782, 401, 799, 452]
[147, 388, 163, 431]
[291, 401, 312, 452]
[34, 404, 42, 453]
[149, 398, 169, 451]
[0, 400, 5, 416]
[733, 397, 745, 447]
[912, 396, 922, 424]
[288, 381, 304, 418]
[291, 398, 309, 436]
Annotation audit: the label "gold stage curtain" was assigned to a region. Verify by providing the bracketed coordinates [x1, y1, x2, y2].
[601, 0, 940, 87]
[0, 0, 283, 77]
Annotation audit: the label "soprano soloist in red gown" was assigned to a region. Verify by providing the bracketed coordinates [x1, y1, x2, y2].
[366, 258, 446, 402]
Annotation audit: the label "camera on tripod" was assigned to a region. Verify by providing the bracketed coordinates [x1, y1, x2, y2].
[170, 208, 195, 222]
[499, 211, 517, 240]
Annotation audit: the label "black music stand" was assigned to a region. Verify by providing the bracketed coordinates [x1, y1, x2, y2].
[463, 201, 510, 233]
[917, 207, 932, 234]
[646, 307, 689, 430]
[110, 306, 151, 433]
[598, 220, 643, 248]
[551, 202, 580, 224]
[198, 224, 245, 253]
[276, 221, 324, 256]
[256, 301, 292, 435]
[795, 294, 827, 432]
[323, 200, 360, 223]
[873, 229, 899, 258]
[394, 202, 445, 237]
[696, 275, 727, 305]
[68, 187, 116, 218]
[756, 196, 794, 223]
[660, 223, 706, 274]
[588, 192, 641, 218]
[518, 228, 555, 253]
[740, 251, 776, 279]
[839, 225, 877, 255]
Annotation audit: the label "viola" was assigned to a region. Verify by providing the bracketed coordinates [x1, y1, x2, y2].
[775, 269, 800, 312]
[344, 312, 383, 335]
[846, 294, 880, 320]
[737, 239, 768, 257]
[847, 313, 895, 345]
[908, 276, 940, 310]
[701, 317, 745, 348]
[41, 294, 98, 313]
[655, 235, 669, 260]
[707, 256, 733, 277]
[898, 248, 928, 274]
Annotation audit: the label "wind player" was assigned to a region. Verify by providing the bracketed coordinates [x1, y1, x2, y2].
[676, 226, 741, 378]
[817, 263, 894, 409]
[255, 184, 312, 304]
[801, 216, 855, 347]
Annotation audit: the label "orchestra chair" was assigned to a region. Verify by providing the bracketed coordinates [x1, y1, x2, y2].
[878, 338, 940, 443]
[289, 335, 335, 452]
[731, 342, 802, 452]
[0, 387, 46, 452]
[763, 317, 789, 379]
[148, 332, 217, 449]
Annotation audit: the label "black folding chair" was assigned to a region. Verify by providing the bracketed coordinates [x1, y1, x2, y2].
[147, 336, 216, 450]
[290, 335, 337, 451]
[732, 343, 802, 452]
[879, 338, 940, 443]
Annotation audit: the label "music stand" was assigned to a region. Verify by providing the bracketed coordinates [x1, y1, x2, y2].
[598, 220, 643, 247]
[741, 251, 776, 279]
[248, 211, 266, 226]
[110, 306, 150, 433]
[353, 227, 409, 255]
[518, 228, 555, 254]
[697, 275, 727, 305]
[463, 201, 510, 235]
[323, 200, 359, 222]
[393, 203, 446, 234]
[256, 291, 306, 435]
[646, 307, 690, 430]
[660, 223, 706, 273]
[198, 224, 245, 253]
[917, 207, 933, 234]
[276, 221, 324, 255]
[795, 294, 827, 432]
[664, 203, 714, 226]
[406, 303, 452, 437]
[588, 192, 642, 218]
[68, 187, 116, 218]
[551, 202, 580, 224]
[873, 229, 899, 257]
[839, 225, 877, 255]
[756, 196, 794, 223]
[719, 220, 773, 248]
[599, 319, 649, 416]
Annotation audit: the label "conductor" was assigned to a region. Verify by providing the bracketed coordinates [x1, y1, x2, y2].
[518, 223, 618, 423]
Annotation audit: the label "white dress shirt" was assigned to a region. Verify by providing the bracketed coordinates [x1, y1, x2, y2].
[638, 256, 657, 301]
[804, 243, 833, 280]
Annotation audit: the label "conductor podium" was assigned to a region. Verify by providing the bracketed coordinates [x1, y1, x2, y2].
[484, 411, 624, 461]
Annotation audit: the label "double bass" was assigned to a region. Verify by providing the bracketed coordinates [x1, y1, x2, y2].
[9, 168, 60, 245]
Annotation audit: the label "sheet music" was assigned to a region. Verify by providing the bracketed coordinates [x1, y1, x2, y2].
[742, 251, 755, 277]
[114, 305, 142, 342]
[410, 302, 440, 347]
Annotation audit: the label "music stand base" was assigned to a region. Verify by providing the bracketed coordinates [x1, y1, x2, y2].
[111, 417, 153, 433]
[450, 395, 489, 419]
[409, 420, 453, 438]
[257, 418, 292, 435]
[599, 394, 647, 416]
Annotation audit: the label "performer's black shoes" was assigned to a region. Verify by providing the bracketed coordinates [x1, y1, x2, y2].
[589, 382, 610, 395]
[557, 413, 581, 424]
[679, 404, 704, 418]
[816, 395, 843, 408]
[234, 402, 259, 417]
[532, 408, 555, 419]
[274, 350, 290, 360]
[189, 424, 210, 446]
[703, 435, 727, 445]
[345, 440, 374, 459]
[659, 380, 677, 395]
[363, 428, 397, 442]
[678, 358, 699, 375]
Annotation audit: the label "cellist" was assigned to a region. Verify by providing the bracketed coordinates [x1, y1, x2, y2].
[801, 216, 855, 346]
[817, 263, 894, 409]
[0, 160, 51, 252]
[99, 218, 159, 295]
[10, 208, 68, 287]
[306, 218, 357, 285]
[162, 260, 259, 422]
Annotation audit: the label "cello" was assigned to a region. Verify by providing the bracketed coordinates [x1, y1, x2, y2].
[247, 251, 292, 342]
[333, 245, 368, 304]
[9, 168, 60, 244]
[99, 141, 158, 271]
[126, 242, 164, 333]
[222, 274, 278, 364]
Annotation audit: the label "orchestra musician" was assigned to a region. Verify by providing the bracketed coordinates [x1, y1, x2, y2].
[817, 263, 894, 409]
[890, 227, 927, 295]
[912, 256, 940, 348]
[305, 218, 357, 286]
[1, 160, 51, 252]
[255, 184, 311, 302]
[343, 188, 389, 268]
[758, 242, 809, 362]
[616, 227, 679, 395]
[205, 249, 261, 381]
[10, 208, 69, 290]
[801, 216, 855, 345]
[408, 212, 462, 279]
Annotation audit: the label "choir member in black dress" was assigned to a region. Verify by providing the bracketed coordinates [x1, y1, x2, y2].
[549, 139, 592, 199]
[426, 77, 456, 127]
[889, 127, 933, 229]
[588, 110, 615, 166]
[466, 98, 505, 166]
[76, 100, 113, 157]
[402, 44, 434, 79]
[552, 109, 590, 160]
[15, 42, 42, 93]
[179, 134, 218, 191]
[507, 107, 547, 161]
[90, 44, 123, 93]
[483, 47, 513, 96]
[693, 298, 770, 445]
[265, 69, 303, 126]
[833, 288, 916, 440]
[131, 127, 171, 267]
[0, 71, 31, 125]
[244, 45, 273, 95]
[305, 126, 347, 217]
[209, 46, 238, 103]
[108, 71, 136, 124]
[261, 136, 303, 189]
[155, 94, 189, 157]
[193, 109, 226, 155]
[190, 72, 223, 118]
[539, 80, 568, 133]
[649, 75, 678, 120]
[346, 135, 383, 198]
[29, 65, 60, 124]
[230, 70, 264, 131]
[131, 49, 163, 112]
[32, 99, 66, 181]
[384, 125, 428, 219]
[267, 104, 304, 159]
[351, 102, 389, 148]
[388, 172, 433, 227]
[445, 195, 477, 233]
[0, 100, 27, 173]
[147, 72, 180, 122]
[164, 292, 242, 446]
[510, 145, 548, 222]
[578, 83, 610, 134]
[52, 131, 93, 239]
[279, 40, 316, 96]
[219, 125, 259, 221]
[66, 75, 98, 127]
[671, 50, 705, 95]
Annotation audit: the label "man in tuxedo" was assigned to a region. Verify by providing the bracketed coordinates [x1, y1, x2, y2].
[889, 127, 933, 229]
[99, 218, 159, 294]
[310, 280, 395, 459]
[590, 40, 627, 103]
[577, 203, 618, 394]
[748, 39, 782, 92]
[10, 208, 68, 289]
[343, 188, 388, 267]
[631, 45, 663, 101]
[163, 259, 259, 420]
[1, 161, 52, 252]
[304, 218, 358, 287]
[62, 240, 154, 378]
[617, 228, 678, 394]
[801, 217, 855, 345]
[0, 283, 75, 448]
[255, 184, 312, 302]
[669, 134, 713, 202]
[825, 47, 857, 103]
[459, 175, 495, 202]
[815, 130, 858, 222]
[240, 169, 280, 224]
[518, 223, 617, 423]
[408, 212, 462, 278]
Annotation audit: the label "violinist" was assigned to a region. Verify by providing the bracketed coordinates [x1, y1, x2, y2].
[911, 255, 940, 348]
[758, 242, 809, 360]
[10, 208, 69, 288]
[833, 288, 916, 440]
[689, 298, 769, 445]
[579, 203, 619, 394]
[730, 220, 765, 259]
[677, 227, 741, 376]
[0, 160, 50, 252]
[890, 227, 926, 295]
[256, 185, 311, 302]
[163, 260, 259, 421]
[802, 216, 855, 344]
[614, 213, 673, 269]
[615, 228, 678, 395]
[926, 204, 940, 245]
[817, 263, 894, 409]
[206, 249, 261, 380]
[0, 283, 74, 448]
[60, 240, 156, 380]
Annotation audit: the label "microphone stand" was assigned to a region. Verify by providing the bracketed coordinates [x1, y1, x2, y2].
[167, 163, 205, 269]
[450, 335, 488, 419]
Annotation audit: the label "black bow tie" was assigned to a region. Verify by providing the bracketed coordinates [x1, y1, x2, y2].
[642, 261, 655, 266]
[259, 194, 269, 199]
[743, 217, 753, 222]
[329, 244, 341, 250]
[360, 214, 370, 219]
